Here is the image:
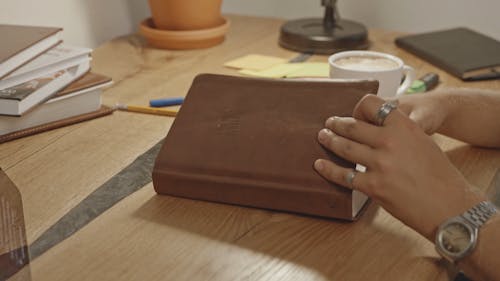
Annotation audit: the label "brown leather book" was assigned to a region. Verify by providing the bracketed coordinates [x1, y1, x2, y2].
[153, 74, 378, 220]
[0, 24, 62, 79]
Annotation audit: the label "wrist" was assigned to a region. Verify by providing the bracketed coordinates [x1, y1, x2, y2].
[455, 210, 500, 280]
[428, 181, 486, 241]
[434, 200, 497, 265]
[461, 213, 500, 262]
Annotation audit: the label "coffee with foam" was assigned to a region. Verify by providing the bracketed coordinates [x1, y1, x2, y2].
[329, 51, 415, 98]
[334, 56, 399, 71]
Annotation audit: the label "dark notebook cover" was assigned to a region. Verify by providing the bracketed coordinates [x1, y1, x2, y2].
[153, 74, 379, 220]
[395, 27, 500, 81]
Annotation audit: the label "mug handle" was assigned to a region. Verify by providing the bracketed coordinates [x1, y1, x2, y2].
[396, 65, 415, 96]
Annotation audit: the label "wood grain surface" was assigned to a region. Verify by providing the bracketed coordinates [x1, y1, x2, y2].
[1, 14, 499, 281]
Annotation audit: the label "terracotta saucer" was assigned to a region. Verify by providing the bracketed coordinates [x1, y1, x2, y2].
[139, 17, 230, 50]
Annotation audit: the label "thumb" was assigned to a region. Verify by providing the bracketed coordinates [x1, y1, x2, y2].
[408, 108, 438, 135]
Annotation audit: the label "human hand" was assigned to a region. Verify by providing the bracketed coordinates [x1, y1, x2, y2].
[397, 92, 449, 135]
[314, 94, 485, 240]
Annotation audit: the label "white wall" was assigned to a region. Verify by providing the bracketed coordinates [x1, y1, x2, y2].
[1, 0, 499, 48]
[0, 0, 149, 48]
[222, 0, 500, 40]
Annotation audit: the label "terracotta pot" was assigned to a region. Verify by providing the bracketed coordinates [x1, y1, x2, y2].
[139, 17, 230, 49]
[148, 0, 224, 30]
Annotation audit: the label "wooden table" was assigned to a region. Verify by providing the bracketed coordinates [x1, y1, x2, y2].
[2, 14, 500, 281]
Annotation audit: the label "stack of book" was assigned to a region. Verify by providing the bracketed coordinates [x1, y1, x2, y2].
[0, 24, 113, 143]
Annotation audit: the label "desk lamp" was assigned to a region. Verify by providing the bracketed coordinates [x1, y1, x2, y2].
[279, 0, 369, 54]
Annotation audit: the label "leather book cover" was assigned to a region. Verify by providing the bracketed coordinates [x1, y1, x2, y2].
[395, 27, 500, 81]
[0, 106, 113, 143]
[153, 74, 378, 220]
[0, 24, 62, 78]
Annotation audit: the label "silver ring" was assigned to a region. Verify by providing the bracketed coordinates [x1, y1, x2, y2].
[345, 169, 357, 189]
[375, 99, 399, 126]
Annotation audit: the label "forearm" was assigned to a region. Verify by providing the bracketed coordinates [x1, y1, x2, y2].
[436, 88, 500, 147]
[459, 214, 500, 281]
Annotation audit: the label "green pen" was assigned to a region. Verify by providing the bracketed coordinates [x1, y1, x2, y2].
[407, 72, 439, 94]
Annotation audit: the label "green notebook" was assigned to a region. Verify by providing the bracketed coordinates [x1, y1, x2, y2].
[395, 27, 500, 81]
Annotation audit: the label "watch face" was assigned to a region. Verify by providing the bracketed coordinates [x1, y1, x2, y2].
[440, 222, 473, 254]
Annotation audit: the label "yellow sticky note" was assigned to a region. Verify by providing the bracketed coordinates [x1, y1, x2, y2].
[285, 63, 330, 78]
[224, 54, 288, 71]
[239, 63, 305, 78]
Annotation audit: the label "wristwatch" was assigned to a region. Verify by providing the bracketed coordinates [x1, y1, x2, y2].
[435, 201, 497, 263]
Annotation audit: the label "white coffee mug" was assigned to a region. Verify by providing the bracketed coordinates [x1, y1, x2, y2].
[329, 51, 415, 98]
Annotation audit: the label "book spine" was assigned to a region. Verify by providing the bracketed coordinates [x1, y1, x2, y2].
[395, 38, 464, 79]
[152, 168, 354, 220]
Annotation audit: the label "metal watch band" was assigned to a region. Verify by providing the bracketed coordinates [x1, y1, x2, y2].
[462, 201, 498, 228]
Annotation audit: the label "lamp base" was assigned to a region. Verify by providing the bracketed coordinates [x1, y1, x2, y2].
[279, 18, 369, 54]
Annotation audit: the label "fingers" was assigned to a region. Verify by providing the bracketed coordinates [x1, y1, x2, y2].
[314, 159, 372, 194]
[353, 94, 405, 127]
[317, 128, 374, 167]
[324, 116, 382, 148]
[394, 95, 415, 117]
[398, 95, 434, 134]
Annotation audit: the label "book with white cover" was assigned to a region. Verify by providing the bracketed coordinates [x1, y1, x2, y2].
[0, 24, 62, 79]
[0, 60, 90, 116]
[0, 72, 112, 135]
[0, 45, 91, 90]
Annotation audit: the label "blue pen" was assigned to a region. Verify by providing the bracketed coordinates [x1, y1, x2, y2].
[149, 97, 184, 107]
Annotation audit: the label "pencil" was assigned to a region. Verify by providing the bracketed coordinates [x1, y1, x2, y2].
[115, 104, 178, 117]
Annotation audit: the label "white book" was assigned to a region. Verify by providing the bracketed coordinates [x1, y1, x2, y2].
[0, 24, 62, 78]
[0, 45, 91, 90]
[0, 60, 90, 116]
[0, 75, 112, 135]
